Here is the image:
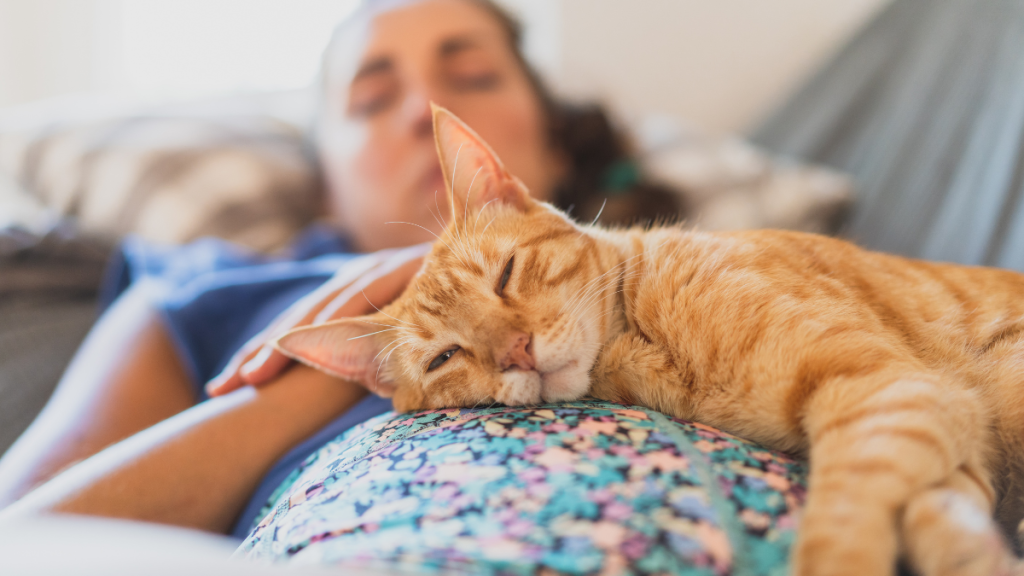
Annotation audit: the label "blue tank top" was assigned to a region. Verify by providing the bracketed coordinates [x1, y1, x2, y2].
[101, 225, 394, 538]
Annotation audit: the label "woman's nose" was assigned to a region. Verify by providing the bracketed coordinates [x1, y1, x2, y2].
[401, 89, 435, 138]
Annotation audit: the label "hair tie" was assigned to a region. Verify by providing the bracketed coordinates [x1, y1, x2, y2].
[600, 160, 641, 195]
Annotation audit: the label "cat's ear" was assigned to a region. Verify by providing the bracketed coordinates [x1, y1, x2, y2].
[274, 316, 398, 397]
[432, 103, 532, 223]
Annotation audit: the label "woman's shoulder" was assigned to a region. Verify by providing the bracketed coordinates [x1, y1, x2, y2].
[101, 223, 355, 307]
[99, 224, 360, 391]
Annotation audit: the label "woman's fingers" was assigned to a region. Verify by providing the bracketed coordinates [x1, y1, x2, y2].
[205, 340, 264, 396]
[239, 346, 290, 385]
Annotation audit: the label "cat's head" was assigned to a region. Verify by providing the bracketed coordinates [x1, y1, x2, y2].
[276, 105, 619, 412]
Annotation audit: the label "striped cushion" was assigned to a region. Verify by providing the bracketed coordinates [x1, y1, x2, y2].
[0, 111, 320, 253]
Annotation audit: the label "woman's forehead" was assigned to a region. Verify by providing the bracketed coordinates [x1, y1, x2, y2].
[325, 0, 509, 84]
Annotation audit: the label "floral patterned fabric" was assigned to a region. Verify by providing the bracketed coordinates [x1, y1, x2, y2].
[238, 401, 806, 575]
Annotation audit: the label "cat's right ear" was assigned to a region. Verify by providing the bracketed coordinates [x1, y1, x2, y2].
[432, 103, 533, 223]
[274, 317, 397, 397]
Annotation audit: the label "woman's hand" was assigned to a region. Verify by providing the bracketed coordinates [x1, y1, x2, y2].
[205, 243, 430, 397]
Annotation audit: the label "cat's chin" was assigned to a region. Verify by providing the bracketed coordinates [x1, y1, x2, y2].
[495, 361, 591, 406]
[539, 360, 591, 403]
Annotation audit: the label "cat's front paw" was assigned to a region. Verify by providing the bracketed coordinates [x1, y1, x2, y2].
[539, 360, 590, 402]
[793, 499, 898, 576]
[902, 488, 1014, 576]
[496, 369, 543, 406]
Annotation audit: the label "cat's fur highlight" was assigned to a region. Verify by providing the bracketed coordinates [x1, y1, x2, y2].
[278, 104, 1024, 575]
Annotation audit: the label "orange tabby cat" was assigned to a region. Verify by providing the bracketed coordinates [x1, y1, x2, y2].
[278, 105, 1024, 576]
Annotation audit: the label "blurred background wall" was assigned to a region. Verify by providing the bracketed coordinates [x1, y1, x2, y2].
[0, 0, 890, 134]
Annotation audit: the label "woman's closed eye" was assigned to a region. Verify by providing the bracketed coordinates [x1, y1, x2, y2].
[348, 68, 399, 118]
[428, 346, 460, 371]
[444, 44, 502, 91]
[449, 69, 500, 91]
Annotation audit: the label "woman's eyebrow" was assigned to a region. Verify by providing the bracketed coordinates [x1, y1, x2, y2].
[439, 35, 486, 57]
[354, 56, 393, 80]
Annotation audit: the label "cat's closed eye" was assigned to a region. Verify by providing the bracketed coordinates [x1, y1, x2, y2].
[497, 256, 514, 296]
[428, 347, 460, 371]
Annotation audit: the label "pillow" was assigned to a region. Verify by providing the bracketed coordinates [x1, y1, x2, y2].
[239, 401, 806, 575]
[0, 96, 321, 253]
[635, 116, 854, 234]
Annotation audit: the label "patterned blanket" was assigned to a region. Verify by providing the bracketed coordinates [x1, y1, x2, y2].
[239, 401, 806, 576]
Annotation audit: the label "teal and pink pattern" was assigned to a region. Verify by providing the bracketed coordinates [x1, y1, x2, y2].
[238, 401, 806, 575]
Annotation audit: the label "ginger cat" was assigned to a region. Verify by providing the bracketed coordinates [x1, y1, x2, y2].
[278, 105, 1024, 576]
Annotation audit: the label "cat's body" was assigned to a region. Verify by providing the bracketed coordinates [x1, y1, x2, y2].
[591, 225, 1024, 531]
[280, 106, 1024, 575]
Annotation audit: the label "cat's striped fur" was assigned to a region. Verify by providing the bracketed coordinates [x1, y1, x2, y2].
[279, 105, 1024, 575]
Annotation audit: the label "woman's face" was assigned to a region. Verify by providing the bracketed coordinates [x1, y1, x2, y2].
[317, 0, 563, 252]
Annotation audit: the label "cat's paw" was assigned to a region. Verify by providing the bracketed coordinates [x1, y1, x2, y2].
[792, 489, 898, 576]
[792, 519, 896, 576]
[902, 488, 1014, 576]
[496, 369, 542, 406]
[540, 360, 590, 402]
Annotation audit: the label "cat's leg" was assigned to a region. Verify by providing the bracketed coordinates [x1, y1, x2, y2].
[796, 372, 988, 576]
[900, 463, 1015, 576]
[588, 332, 684, 413]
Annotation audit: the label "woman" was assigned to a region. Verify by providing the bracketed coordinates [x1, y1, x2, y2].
[0, 0, 675, 534]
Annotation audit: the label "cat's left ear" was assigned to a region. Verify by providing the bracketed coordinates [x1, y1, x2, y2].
[274, 315, 398, 397]
[432, 103, 533, 223]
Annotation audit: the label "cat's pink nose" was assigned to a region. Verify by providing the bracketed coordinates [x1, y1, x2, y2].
[498, 332, 535, 371]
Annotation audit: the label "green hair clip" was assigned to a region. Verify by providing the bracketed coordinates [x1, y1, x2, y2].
[600, 160, 641, 195]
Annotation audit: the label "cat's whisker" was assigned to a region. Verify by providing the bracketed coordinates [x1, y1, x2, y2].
[371, 337, 399, 365]
[359, 290, 425, 331]
[570, 264, 641, 307]
[375, 339, 412, 387]
[564, 276, 635, 331]
[480, 215, 498, 236]
[437, 144, 479, 270]
[445, 229, 475, 270]
[464, 166, 483, 229]
[368, 338, 401, 389]
[449, 144, 467, 247]
[347, 327, 403, 341]
[563, 249, 651, 316]
[427, 192, 475, 269]
[562, 264, 641, 318]
[386, 220, 453, 251]
[589, 198, 607, 226]
[578, 290, 629, 327]
[356, 320, 404, 330]
[371, 335, 413, 366]
[429, 190, 447, 232]
[474, 198, 498, 234]
[566, 275, 630, 323]
[447, 235, 474, 269]
[559, 252, 646, 315]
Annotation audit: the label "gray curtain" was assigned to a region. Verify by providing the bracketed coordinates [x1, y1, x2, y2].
[752, 0, 1024, 271]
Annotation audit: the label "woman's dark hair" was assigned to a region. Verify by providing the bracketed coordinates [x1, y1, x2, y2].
[470, 0, 684, 227]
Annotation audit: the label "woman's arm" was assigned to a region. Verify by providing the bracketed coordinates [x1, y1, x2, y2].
[0, 364, 366, 533]
[0, 247, 420, 529]
[0, 280, 197, 507]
